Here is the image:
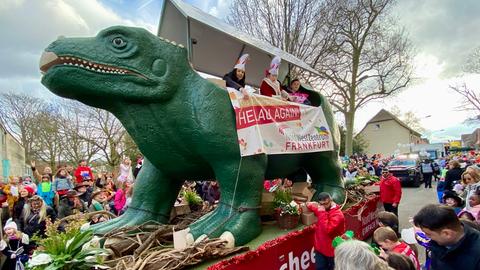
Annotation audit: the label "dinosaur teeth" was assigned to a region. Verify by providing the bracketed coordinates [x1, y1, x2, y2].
[179, 44, 184, 48]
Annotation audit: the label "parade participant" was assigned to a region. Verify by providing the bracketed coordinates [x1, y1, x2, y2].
[0, 219, 29, 270]
[260, 56, 290, 100]
[334, 240, 391, 270]
[444, 160, 463, 191]
[373, 227, 420, 270]
[461, 171, 480, 210]
[420, 159, 434, 188]
[20, 195, 56, 238]
[12, 186, 34, 225]
[413, 204, 480, 270]
[442, 190, 464, 214]
[57, 190, 87, 218]
[286, 79, 311, 105]
[222, 53, 249, 96]
[30, 160, 53, 183]
[36, 174, 57, 208]
[379, 168, 402, 216]
[52, 168, 74, 197]
[74, 159, 94, 184]
[307, 192, 346, 270]
[3, 177, 20, 215]
[117, 157, 134, 183]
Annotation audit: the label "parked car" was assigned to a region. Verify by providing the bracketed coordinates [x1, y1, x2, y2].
[387, 155, 423, 187]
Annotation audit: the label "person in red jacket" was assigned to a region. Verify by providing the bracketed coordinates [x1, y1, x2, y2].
[379, 167, 402, 216]
[307, 192, 346, 270]
[259, 56, 290, 100]
[74, 159, 94, 184]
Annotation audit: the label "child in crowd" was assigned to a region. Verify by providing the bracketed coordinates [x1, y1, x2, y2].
[53, 168, 74, 197]
[442, 190, 464, 214]
[74, 159, 94, 184]
[0, 219, 30, 270]
[36, 174, 57, 208]
[459, 189, 480, 222]
[88, 189, 110, 213]
[373, 227, 420, 270]
[4, 177, 20, 215]
[114, 181, 130, 215]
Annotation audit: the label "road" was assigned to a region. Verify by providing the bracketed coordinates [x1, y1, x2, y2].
[397, 181, 439, 264]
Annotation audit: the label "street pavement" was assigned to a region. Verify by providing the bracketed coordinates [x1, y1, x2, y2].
[397, 180, 439, 264]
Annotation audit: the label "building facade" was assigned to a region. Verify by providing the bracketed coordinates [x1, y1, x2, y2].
[357, 109, 423, 157]
[0, 123, 26, 181]
[461, 128, 480, 149]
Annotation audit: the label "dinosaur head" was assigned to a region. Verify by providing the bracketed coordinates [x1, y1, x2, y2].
[40, 26, 190, 107]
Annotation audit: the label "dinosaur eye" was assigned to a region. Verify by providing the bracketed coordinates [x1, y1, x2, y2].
[112, 37, 127, 48]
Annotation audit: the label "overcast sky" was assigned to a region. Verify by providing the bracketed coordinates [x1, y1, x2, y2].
[1, 0, 479, 142]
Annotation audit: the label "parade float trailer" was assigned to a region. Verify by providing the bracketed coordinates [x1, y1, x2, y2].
[160, 1, 382, 268]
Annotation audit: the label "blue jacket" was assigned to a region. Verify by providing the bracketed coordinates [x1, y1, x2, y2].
[53, 177, 73, 191]
[37, 182, 55, 207]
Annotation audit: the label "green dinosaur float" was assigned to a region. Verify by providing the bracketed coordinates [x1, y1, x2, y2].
[39, 26, 345, 246]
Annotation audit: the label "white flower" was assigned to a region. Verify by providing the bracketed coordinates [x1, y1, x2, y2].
[29, 253, 52, 266]
[85, 256, 97, 262]
[66, 238, 74, 249]
[289, 201, 298, 207]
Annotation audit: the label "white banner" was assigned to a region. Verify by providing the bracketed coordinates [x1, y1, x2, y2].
[227, 88, 334, 156]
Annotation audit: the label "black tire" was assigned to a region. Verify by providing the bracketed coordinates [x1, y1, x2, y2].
[412, 175, 421, 187]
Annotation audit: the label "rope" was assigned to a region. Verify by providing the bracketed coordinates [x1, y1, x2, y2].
[228, 157, 243, 217]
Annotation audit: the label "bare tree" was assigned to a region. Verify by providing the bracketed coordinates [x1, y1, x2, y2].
[30, 107, 63, 168]
[0, 93, 45, 161]
[82, 108, 128, 168]
[228, 0, 330, 72]
[450, 83, 480, 114]
[389, 106, 426, 133]
[316, 0, 413, 155]
[57, 100, 101, 164]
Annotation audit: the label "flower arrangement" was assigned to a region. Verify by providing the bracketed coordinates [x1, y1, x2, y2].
[276, 200, 301, 216]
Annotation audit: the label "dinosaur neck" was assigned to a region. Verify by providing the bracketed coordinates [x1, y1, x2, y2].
[109, 71, 214, 167]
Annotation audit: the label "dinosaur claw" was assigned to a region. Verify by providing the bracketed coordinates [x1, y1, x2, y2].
[220, 231, 235, 248]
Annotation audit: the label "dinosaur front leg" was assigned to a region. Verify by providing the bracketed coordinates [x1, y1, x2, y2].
[188, 155, 267, 247]
[305, 151, 346, 205]
[92, 158, 182, 233]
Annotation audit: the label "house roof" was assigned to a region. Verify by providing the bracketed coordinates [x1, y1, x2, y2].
[358, 109, 422, 137]
[158, 0, 319, 87]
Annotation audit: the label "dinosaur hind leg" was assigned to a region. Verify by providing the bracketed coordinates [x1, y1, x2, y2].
[188, 155, 267, 246]
[304, 151, 346, 205]
[91, 159, 181, 234]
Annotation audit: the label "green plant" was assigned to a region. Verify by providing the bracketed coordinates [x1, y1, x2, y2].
[183, 189, 203, 206]
[272, 188, 292, 209]
[28, 220, 108, 270]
